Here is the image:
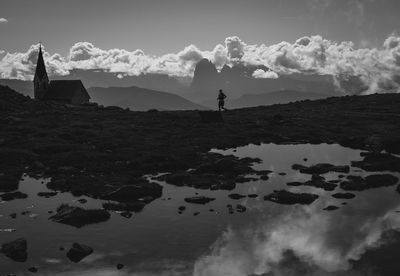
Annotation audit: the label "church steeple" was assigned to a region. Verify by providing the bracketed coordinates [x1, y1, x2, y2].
[33, 43, 50, 100]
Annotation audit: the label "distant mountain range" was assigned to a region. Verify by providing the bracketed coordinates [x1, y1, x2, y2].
[227, 90, 332, 109]
[88, 86, 206, 111]
[0, 59, 342, 110]
[188, 58, 340, 103]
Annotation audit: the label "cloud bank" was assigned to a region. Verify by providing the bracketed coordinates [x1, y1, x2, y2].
[1, 34, 400, 94]
[0, 18, 8, 23]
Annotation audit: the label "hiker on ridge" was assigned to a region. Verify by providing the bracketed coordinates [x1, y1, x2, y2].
[217, 89, 227, 111]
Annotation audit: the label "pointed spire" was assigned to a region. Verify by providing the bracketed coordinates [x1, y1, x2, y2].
[34, 41, 48, 81]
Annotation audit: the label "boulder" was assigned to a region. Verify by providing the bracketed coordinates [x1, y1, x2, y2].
[1, 238, 27, 262]
[264, 190, 319, 205]
[49, 204, 110, 228]
[66, 243, 93, 263]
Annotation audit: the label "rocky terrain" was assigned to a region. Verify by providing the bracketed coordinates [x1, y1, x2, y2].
[1, 84, 400, 211]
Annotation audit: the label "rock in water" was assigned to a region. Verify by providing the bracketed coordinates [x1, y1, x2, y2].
[0, 191, 28, 201]
[184, 196, 215, 204]
[49, 204, 110, 228]
[228, 193, 246, 200]
[103, 182, 162, 202]
[292, 163, 350, 174]
[332, 193, 356, 199]
[66, 243, 93, 263]
[1, 238, 27, 262]
[264, 190, 319, 205]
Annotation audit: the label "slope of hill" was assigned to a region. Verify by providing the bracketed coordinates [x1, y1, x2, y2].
[88, 86, 206, 111]
[228, 90, 335, 109]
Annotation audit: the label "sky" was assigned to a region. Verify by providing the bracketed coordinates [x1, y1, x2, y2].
[1, 0, 400, 94]
[1, 0, 399, 55]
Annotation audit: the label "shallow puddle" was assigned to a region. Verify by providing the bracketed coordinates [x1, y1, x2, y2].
[1, 143, 399, 275]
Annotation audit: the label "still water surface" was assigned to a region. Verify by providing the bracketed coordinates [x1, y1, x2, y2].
[1, 143, 399, 275]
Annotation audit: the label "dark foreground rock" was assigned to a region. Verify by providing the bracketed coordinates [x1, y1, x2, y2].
[264, 190, 319, 205]
[352, 152, 400, 172]
[0, 191, 28, 201]
[49, 204, 110, 228]
[340, 174, 398, 191]
[66, 243, 93, 263]
[1, 238, 27, 262]
[184, 196, 215, 204]
[160, 153, 261, 190]
[292, 163, 350, 174]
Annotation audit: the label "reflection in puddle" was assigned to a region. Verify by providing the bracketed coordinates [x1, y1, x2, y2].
[1, 143, 399, 275]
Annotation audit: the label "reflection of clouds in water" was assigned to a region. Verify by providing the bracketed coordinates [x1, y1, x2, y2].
[193, 189, 400, 276]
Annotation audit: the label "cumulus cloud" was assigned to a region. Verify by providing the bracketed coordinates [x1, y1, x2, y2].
[252, 69, 279, 79]
[0, 18, 8, 23]
[2, 34, 400, 94]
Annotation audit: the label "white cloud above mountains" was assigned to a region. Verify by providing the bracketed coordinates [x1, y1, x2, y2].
[1, 34, 400, 94]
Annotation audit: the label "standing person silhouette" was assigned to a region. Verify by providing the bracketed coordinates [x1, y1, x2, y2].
[217, 89, 227, 111]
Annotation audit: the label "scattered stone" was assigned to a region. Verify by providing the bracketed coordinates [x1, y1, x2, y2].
[323, 205, 339, 211]
[209, 209, 215, 212]
[278, 172, 287, 176]
[236, 204, 247, 213]
[193, 212, 200, 216]
[264, 190, 319, 205]
[332, 193, 356, 199]
[49, 204, 110, 228]
[248, 194, 258, 198]
[66, 243, 93, 263]
[9, 213, 17, 219]
[228, 193, 246, 200]
[78, 198, 88, 204]
[117, 263, 124, 270]
[28, 267, 38, 273]
[178, 206, 186, 211]
[0, 191, 28, 201]
[120, 211, 132, 219]
[0, 238, 27, 262]
[184, 196, 215, 205]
